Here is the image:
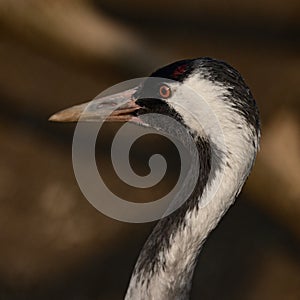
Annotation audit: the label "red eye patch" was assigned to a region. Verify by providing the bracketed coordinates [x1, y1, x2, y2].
[172, 64, 188, 78]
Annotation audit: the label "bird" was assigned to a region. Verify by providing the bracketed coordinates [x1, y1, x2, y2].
[50, 57, 260, 300]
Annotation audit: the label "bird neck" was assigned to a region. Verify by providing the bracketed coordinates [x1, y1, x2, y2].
[125, 136, 216, 299]
[125, 122, 257, 299]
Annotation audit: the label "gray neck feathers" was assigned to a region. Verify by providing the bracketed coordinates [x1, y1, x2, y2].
[125, 137, 213, 299]
[125, 124, 258, 299]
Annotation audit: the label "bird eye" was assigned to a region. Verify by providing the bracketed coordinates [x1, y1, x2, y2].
[159, 85, 171, 99]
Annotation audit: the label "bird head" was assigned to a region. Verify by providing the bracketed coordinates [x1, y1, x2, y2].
[49, 57, 260, 145]
[48, 59, 194, 126]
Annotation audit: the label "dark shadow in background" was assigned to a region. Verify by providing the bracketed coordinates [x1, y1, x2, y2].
[94, 1, 299, 49]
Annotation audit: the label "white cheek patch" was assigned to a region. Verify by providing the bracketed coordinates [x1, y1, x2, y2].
[167, 74, 257, 153]
[167, 78, 228, 147]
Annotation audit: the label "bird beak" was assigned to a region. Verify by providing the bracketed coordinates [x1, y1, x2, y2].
[49, 87, 142, 123]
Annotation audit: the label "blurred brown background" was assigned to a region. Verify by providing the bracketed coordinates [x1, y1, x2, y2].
[0, 0, 299, 299]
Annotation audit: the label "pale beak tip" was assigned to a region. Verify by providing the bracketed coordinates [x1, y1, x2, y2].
[48, 105, 83, 122]
[48, 113, 60, 122]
